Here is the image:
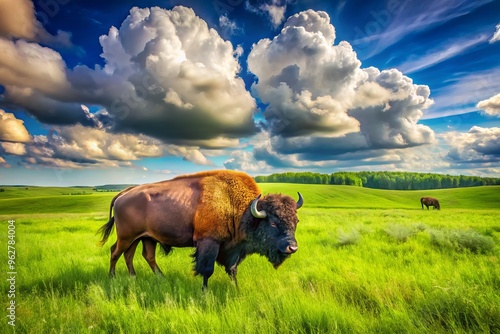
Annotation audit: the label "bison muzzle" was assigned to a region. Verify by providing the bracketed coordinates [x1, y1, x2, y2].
[98, 170, 303, 289]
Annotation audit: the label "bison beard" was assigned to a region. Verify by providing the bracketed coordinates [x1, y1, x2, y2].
[98, 170, 303, 290]
[242, 194, 300, 269]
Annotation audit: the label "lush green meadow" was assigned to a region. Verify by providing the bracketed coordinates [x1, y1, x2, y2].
[1, 184, 499, 333]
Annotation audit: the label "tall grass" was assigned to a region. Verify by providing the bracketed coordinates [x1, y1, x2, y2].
[0, 185, 499, 333]
[429, 228, 495, 254]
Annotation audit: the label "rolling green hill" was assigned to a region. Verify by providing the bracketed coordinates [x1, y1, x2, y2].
[0, 186, 95, 199]
[0, 184, 498, 214]
[259, 183, 500, 210]
[0, 183, 498, 333]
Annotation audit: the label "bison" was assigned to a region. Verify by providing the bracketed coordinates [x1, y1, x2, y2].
[99, 170, 303, 289]
[421, 197, 440, 210]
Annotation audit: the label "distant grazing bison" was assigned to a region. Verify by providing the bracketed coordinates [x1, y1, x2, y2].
[421, 197, 440, 210]
[99, 170, 303, 289]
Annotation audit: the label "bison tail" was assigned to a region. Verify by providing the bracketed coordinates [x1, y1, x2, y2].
[98, 216, 115, 246]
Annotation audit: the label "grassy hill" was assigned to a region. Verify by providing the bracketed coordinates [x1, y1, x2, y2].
[0, 186, 95, 198]
[0, 183, 499, 215]
[259, 183, 500, 210]
[0, 183, 498, 333]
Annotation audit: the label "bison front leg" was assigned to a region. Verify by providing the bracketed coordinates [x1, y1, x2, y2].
[226, 262, 239, 288]
[142, 238, 164, 275]
[222, 254, 243, 288]
[194, 238, 220, 290]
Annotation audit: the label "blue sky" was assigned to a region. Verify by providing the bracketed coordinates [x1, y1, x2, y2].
[0, 0, 499, 186]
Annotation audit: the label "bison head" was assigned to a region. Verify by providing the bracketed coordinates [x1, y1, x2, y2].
[244, 192, 303, 268]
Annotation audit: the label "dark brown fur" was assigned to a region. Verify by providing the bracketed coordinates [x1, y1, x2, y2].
[99, 170, 302, 289]
[421, 197, 440, 210]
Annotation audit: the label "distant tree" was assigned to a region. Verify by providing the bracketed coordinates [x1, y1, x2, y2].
[254, 171, 500, 190]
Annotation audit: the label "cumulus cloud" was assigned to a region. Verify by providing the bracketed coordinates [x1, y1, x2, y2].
[247, 10, 435, 166]
[88, 6, 257, 146]
[0, 39, 70, 95]
[224, 136, 450, 175]
[0, 0, 38, 40]
[246, 0, 291, 28]
[0, 39, 96, 126]
[349, 68, 435, 149]
[24, 125, 164, 166]
[477, 93, 500, 116]
[443, 126, 500, 164]
[1, 6, 257, 149]
[0, 109, 30, 165]
[0, 0, 72, 46]
[490, 23, 500, 43]
[1, 142, 27, 156]
[0, 109, 31, 143]
[16, 124, 215, 168]
[2, 87, 98, 126]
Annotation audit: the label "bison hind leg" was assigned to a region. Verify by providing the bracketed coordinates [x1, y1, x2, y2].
[109, 239, 134, 277]
[124, 239, 141, 276]
[193, 238, 220, 290]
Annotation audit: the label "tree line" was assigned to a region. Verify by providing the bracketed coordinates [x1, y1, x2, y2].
[254, 171, 500, 190]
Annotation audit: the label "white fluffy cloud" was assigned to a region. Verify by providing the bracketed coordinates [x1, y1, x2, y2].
[91, 6, 257, 146]
[0, 109, 31, 143]
[0, 109, 30, 166]
[247, 10, 435, 167]
[490, 23, 500, 43]
[477, 93, 500, 116]
[248, 10, 359, 138]
[24, 125, 163, 167]
[443, 126, 500, 164]
[1, 6, 257, 149]
[20, 125, 215, 168]
[0, 39, 70, 95]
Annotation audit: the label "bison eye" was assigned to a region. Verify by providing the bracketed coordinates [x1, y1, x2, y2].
[270, 221, 277, 228]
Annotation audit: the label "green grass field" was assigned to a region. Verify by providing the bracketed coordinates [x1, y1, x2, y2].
[1, 184, 499, 333]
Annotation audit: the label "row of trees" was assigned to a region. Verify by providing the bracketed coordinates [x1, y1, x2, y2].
[254, 171, 500, 190]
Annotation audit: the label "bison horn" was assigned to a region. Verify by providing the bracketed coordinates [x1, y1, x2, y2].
[251, 194, 267, 219]
[296, 192, 304, 209]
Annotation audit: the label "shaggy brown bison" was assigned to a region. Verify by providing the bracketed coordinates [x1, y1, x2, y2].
[421, 197, 440, 210]
[99, 170, 303, 289]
